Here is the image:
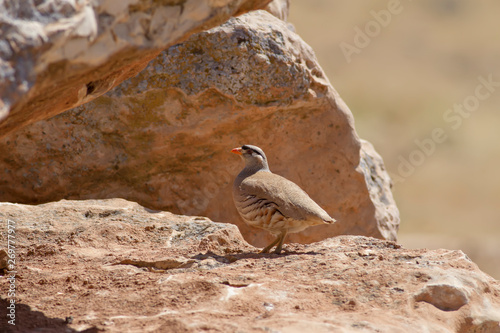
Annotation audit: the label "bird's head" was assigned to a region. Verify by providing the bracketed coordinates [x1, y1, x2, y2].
[231, 145, 270, 171]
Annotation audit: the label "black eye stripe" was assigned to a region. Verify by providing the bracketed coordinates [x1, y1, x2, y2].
[242, 146, 262, 157]
[240, 145, 266, 159]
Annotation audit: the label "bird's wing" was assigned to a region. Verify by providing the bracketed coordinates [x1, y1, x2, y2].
[239, 171, 333, 222]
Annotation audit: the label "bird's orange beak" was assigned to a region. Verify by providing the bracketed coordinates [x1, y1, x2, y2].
[231, 147, 242, 155]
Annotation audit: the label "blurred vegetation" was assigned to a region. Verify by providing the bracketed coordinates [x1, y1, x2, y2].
[290, 0, 500, 279]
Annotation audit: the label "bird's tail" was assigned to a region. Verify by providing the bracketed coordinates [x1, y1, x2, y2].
[324, 217, 336, 224]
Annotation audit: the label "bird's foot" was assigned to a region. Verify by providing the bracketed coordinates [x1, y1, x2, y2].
[259, 247, 283, 255]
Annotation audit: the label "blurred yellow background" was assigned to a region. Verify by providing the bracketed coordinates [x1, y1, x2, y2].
[289, 0, 500, 279]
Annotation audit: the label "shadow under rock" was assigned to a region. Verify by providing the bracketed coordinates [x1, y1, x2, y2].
[0, 298, 98, 333]
[192, 249, 323, 264]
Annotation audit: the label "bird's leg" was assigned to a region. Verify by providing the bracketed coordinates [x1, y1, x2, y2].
[259, 235, 281, 254]
[274, 230, 288, 254]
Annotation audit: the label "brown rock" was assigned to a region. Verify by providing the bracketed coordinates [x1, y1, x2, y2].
[0, 249, 7, 271]
[415, 284, 469, 311]
[0, 199, 499, 332]
[0, 10, 399, 246]
[0, 0, 272, 137]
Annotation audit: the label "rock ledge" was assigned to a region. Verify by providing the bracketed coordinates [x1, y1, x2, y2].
[1, 199, 498, 332]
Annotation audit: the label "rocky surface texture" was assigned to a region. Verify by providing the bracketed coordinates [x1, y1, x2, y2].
[0, 10, 399, 247]
[0, 199, 499, 332]
[0, 0, 272, 137]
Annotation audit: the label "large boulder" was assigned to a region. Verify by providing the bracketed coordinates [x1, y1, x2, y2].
[0, 0, 272, 137]
[0, 10, 399, 245]
[0, 199, 498, 332]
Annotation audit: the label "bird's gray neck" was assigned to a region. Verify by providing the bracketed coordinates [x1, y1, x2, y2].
[235, 163, 270, 183]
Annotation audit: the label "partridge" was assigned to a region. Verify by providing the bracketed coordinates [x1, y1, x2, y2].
[231, 145, 335, 254]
